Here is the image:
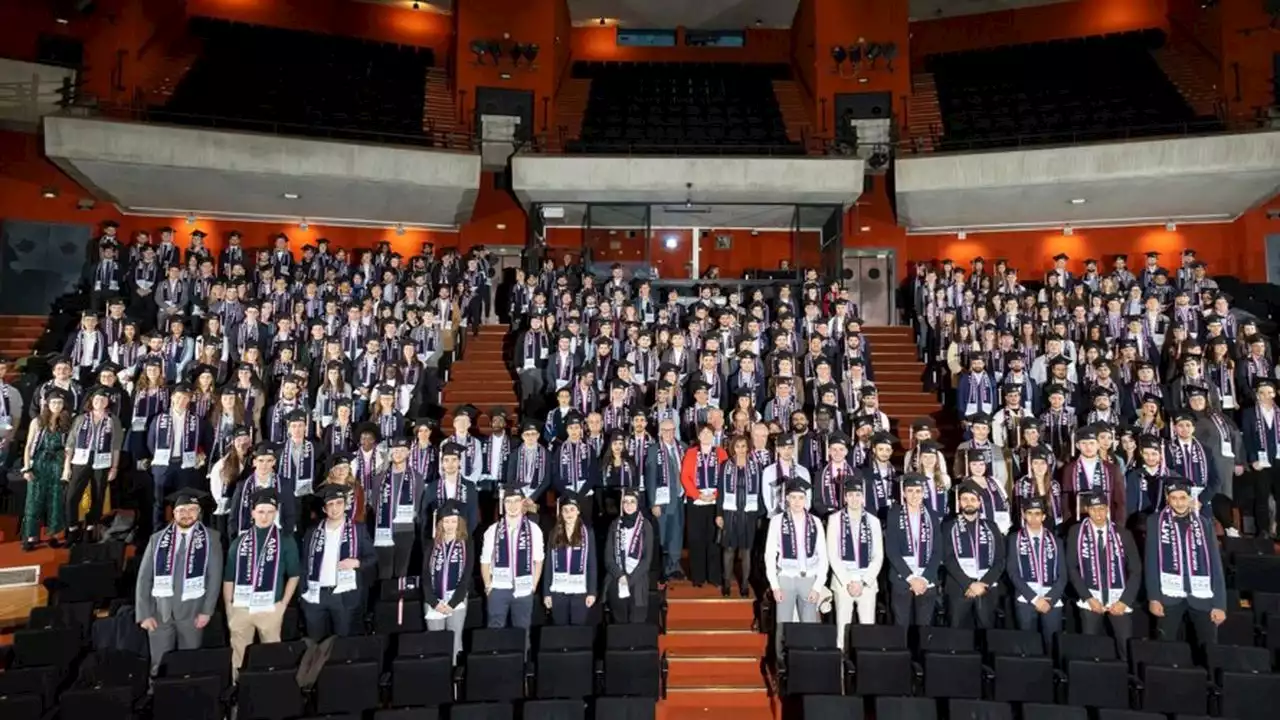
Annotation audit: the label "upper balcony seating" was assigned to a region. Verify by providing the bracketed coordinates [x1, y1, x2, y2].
[158, 18, 434, 145]
[566, 61, 802, 155]
[928, 29, 1220, 151]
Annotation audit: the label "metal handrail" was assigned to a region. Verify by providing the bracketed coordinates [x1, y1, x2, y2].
[893, 116, 1259, 155]
[76, 101, 479, 151]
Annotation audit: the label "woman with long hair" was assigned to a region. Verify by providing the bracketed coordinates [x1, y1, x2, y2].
[715, 435, 764, 597]
[323, 400, 358, 456]
[231, 362, 266, 436]
[189, 364, 218, 419]
[314, 360, 353, 438]
[604, 488, 653, 623]
[915, 440, 952, 514]
[543, 493, 598, 625]
[1013, 446, 1064, 531]
[423, 501, 471, 662]
[63, 387, 123, 545]
[316, 453, 363, 522]
[110, 320, 143, 393]
[1206, 336, 1239, 413]
[207, 425, 252, 539]
[600, 430, 639, 525]
[127, 357, 169, 462]
[370, 384, 406, 441]
[21, 390, 71, 550]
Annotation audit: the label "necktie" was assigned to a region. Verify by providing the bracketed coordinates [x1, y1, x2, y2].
[176, 534, 188, 582]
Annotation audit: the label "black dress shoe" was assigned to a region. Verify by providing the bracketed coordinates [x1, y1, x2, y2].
[21, 539, 34, 552]
[692, 581, 704, 588]
[739, 586, 750, 598]
[721, 585, 731, 597]
[48, 537, 63, 549]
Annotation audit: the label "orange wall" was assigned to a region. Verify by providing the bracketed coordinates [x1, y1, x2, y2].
[807, 0, 912, 137]
[569, 27, 792, 64]
[1218, 0, 1278, 120]
[184, 0, 452, 54]
[454, 0, 559, 135]
[546, 226, 817, 279]
[909, 0, 1169, 62]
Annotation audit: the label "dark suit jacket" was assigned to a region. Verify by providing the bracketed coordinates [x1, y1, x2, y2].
[297, 520, 378, 609]
[1066, 521, 1142, 609]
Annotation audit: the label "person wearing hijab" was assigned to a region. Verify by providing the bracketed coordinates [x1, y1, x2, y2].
[604, 488, 653, 623]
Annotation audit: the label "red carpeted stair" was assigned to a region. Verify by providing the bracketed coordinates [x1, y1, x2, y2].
[0, 316, 47, 363]
[863, 326, 944, 442]
[660, 582, 774, 720]
[441, 325, 517, 431]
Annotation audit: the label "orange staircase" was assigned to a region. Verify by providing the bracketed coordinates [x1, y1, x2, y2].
[423, 67, 464, 148]
[0, 316, 47, 364]
[1150, 40, 1222, 119]
[906, 73, 943, 153]
[660, 582, 773, 720]
[772, 80, 812, 147]
[441, 325, 516, 431]
[553, 77, 593, 151]
[863, 326, 944, 444]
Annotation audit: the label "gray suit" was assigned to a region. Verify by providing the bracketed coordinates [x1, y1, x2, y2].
[135, 523, 224, 673]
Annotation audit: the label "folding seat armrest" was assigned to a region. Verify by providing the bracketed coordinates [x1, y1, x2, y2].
[660, 652, 669, 699]
[912, 660, 924, 695]
[1053, 668, 1068, 704]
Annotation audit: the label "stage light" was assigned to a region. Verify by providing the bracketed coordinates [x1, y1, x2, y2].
[882, 42, 899, 71]
[185, 213, 196, 224]
[469, 40, 487, 64]
[1165, 221, 1177, 232]
[282, 192, 299, 200]
[663, 235, 679, 249]
[523, 43, 539, 64]
[299, 220, 309, 231]
[1063, 226, 1073, 236]
[831, 46, 847, 66]
[510, 43, 525, 65]
[40, 186, 58, 199]
[958, 231, 967, 240]
[396, 224, 406, 236]
[1070, 198, 1086, 205]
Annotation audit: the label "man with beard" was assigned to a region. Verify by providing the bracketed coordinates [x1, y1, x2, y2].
[941, 483, 1005, 630]
[135, 489, 223, 675]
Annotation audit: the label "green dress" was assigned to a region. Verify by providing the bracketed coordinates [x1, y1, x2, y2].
[22, 428, 67, 540]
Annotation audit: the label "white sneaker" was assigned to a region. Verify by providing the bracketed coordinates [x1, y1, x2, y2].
[1226, 527, 1241, 538]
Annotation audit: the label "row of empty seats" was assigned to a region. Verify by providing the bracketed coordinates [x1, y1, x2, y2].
[567, 61, 803, 155]
[779, 623, 1279, 720]
[928, 29, 1220, 150]
[159, 18, 434, 145]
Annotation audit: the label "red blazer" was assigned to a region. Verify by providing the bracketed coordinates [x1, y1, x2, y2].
[680, 446, 728, 501]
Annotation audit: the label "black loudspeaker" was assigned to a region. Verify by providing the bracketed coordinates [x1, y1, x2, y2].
[36, 34, 84, 68]
[836, 92, 893, 121]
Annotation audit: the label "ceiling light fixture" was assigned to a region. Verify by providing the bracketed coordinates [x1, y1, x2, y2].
[860, 225, 871, 232]
[1063, 226, 1074, 236]
[283, 192, 299, 200]
[1165, 221, 1177, 232]
[185, 213, 196, 224]
[299, 219, 309, 231]
[1069, 198, 1086, 205]
[598, 17, 606, 26]
[957, 230, 967, 240]
[395, 224, 406, 236]
[40, 186, 58, 199]
[55, 17, 69, 25]
[663, 235, 679, 249]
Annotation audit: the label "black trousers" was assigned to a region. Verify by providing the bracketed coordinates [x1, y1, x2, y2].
[549, 592, 589, 625]
[1079, 607, 1134, 661]
[67, 465, 110, 531]
[1156, 601, 1218, 647]
[1238, 466, 1280, 535]
[377, 528, 416, 580]
[1015, 603, 1064, 650]
[607, 582, 642, 624]
[301, 587, 359, 640]
[685, 503, 721, 586]
[946, 585, 998, 629]
[890, 584, 938, 626]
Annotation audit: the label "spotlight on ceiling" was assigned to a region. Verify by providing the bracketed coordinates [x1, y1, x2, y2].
[1069, 198, 1087, 205]
[598, 17, 606, 26]
[185, 213, 196, 225]
[40, 186, 58, 199]
[469, 40, 487, 64]
[299, 219, 309, 231]
[1063, 226, 1074, 236]
[523, 43, 539, 64]
[282, 192, 299, 200]
[831, 45, 847, 66]
[957, 230, 967, 240]
[663, 235, 679, 250]
[395, 224, 406, 236]
[1165, 221, 1177, 232]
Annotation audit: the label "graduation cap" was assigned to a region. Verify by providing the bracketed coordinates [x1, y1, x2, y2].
[436, 499, 464, 518]
[852, 415, 875, 430]
[1255, 377, 1278, 392]
[1089, 385, 1114, 399]
[455, 404, 479, 420]
[167, 488, 209, 508]
[252, 443, 277, 459]
[1076, 426, 1099, 442]
[501, 481, 529, 499]
[1002, 383, 1025, 396]
[775, 434, 795, 448]
[1022, 496, 1048, 513]
[1173, 410, 1197, 424]
[1028, 445, 1053, 462]
[859, 386, 878, 398]
[95, 360, 122, 375]
[784, 478, 811, 496]
[285, 409, 308, 424]
[911, 417, 936, 432]
[900, 473, 927, 489]
[966, 412, 992, 426]
[315, 484, 348, 503]
[956, 482, 983, 500]
[250, 487, 280, 508]
[1053, 253, 1069, 261]
[1082, 491, 1108, 510]
[1045, 384, 1068, 397]
[842, 478, 863, 495]
[827, 433, 851, 448]
[85, 385, 112, 401]
[563, 412, 584, 428]
[102, 220, 119, 229]
[191, 230, 208, 239]
[171, 382, 193, 395]
[1163, 477, 1193, 495]
[918, 439, 943, 453]
[559, 491, 582, 508]
[870, 431, 895, 448]
[1145, 251, 1161, 259]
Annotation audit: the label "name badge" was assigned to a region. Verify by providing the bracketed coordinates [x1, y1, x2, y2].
[553, 572, 588, 595]
[93, 452, 112, 470]
[655, 486, 670, 506]
[335, 568, 357, 594]
[394, 503, 415, 524]
[374, 527, 394, 547]
[295, 478, 314, 497]
[73, 447, 90, 465]
[182, 450, 197, 469]
[152, 575, 174, 598]
[153, 449, 171, 466]
[722, 492, 738, 512]
[1221, 440, 1235, 459]
[132, 416, 147, 432]
[959, 557, 980, 580]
